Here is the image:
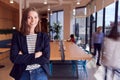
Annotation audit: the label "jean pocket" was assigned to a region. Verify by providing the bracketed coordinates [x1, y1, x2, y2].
[37, 67, 44, 73]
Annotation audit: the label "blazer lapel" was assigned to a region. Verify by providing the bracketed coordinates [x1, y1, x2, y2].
[22, 35, 28, 54]
[35, 33, 43, 52]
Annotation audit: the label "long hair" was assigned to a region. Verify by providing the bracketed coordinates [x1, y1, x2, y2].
[107, 25, 119, 40]
[20, 7, 41, 35]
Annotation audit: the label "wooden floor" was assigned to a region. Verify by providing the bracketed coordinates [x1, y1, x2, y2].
[0, 55, 98, 80]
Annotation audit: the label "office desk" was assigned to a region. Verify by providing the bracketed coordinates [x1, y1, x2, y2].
[50, 41, 92, 78]
[63, 41, 92, 60]
[50, 41, 92, 61]
[50, 42, 61, 60]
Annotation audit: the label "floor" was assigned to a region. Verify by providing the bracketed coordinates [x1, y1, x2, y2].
[0, 56, 98, 80]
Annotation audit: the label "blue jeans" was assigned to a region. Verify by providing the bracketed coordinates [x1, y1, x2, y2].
[94, 43, 102, 64]
[20, 67, 48, 80]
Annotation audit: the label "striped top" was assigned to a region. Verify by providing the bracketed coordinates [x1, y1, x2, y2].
[26, 34, 41, 70]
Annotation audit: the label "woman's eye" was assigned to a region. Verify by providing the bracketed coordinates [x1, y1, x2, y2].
[34, 16, 38, 19]
[27, 17, 31, 19]
[27, 16, 38, 19]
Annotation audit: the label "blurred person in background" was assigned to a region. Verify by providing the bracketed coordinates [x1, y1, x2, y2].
[101, 25, 120, 80]
[92, 26, 104, 66]
[67, 34, 75, 43]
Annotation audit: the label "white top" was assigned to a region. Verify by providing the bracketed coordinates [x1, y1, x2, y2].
[26, 34, 41, 70]
[102, 37, 120, 69]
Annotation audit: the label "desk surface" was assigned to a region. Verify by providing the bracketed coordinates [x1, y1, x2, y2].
[63, 42, 92, 60]
[50, 41, 92, 60]
[50, 42, 61, 60]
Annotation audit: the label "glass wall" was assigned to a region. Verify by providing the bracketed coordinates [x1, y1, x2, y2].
[92, 13, 96, 33]
[50, 13, 57, 26]
[75, 8, 86, 44]
[87, 16, 90, 44]
[49, 11, 64, 40]
[76, 17, 86, 44]
[118, 1, 120, 27]
[70, 16, 75, 34]
[105, 2, 115, 35]
[97, 9, 103, 29]
[58, 11, 64, 40]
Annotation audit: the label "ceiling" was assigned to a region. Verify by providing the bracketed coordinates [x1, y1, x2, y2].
[14, 0, 91, 14]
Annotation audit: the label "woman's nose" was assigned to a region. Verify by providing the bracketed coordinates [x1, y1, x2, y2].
[31, 18, 35, 22]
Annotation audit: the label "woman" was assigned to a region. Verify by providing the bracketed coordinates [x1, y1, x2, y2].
[9, 7, 50, 80]
[67, 34, 75, 43]
[101, 25, 120, 80]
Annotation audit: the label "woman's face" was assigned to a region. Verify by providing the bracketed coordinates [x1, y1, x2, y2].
[97, 27, 102, 32]
[27, 11, 39, 29]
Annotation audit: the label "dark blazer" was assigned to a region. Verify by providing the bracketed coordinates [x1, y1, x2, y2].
[9, 31, 50, 80]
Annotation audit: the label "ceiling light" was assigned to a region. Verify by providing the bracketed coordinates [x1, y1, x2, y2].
[73, 8, 76, 16]
[44, 0, 47, 4]
[77, 0, 80, 5]
[10, 0, 14, 3]
[85, 8, 87, 15]
[77, 2, 80, 5]
[48, 8, 50, 11]
[12, 27, 16, 29]
[48, 5, 50, 11]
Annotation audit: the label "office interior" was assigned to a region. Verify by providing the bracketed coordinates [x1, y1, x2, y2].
[0, 0, 120, 80]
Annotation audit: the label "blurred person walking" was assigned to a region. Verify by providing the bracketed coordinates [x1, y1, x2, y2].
[92, 26, 104, 66]
[101, 25, 120, 80]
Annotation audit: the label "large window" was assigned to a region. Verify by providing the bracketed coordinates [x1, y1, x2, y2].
[58, 11, 64, 39]
[76, 17, 86, 43]
[87, 16, 90, 44]
[49, 11, 64, 40]
[50, 13, 57, 26]
[105, 2, 115, 35]
[70, 16, 75, 34]
[75, 8, 86, 44]
[92, 13, 96, 33]
[97, 9, 103, 28]
[118, 1, 120, 26]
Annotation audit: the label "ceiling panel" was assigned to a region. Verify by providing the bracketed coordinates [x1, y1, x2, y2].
[14, 0, 91, 14]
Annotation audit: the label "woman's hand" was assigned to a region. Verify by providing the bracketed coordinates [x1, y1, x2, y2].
[18, 51, 42, 58]
[18, 51, 23, 55]
[35, 51, 42, 58]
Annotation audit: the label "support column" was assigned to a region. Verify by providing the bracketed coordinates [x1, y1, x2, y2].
[25, 0, 29, 8]
[19, 0, 22, 28]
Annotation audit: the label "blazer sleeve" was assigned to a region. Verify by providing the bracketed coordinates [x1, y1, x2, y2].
[10, 31, 35, 65]
[31, 33, 50, 65]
